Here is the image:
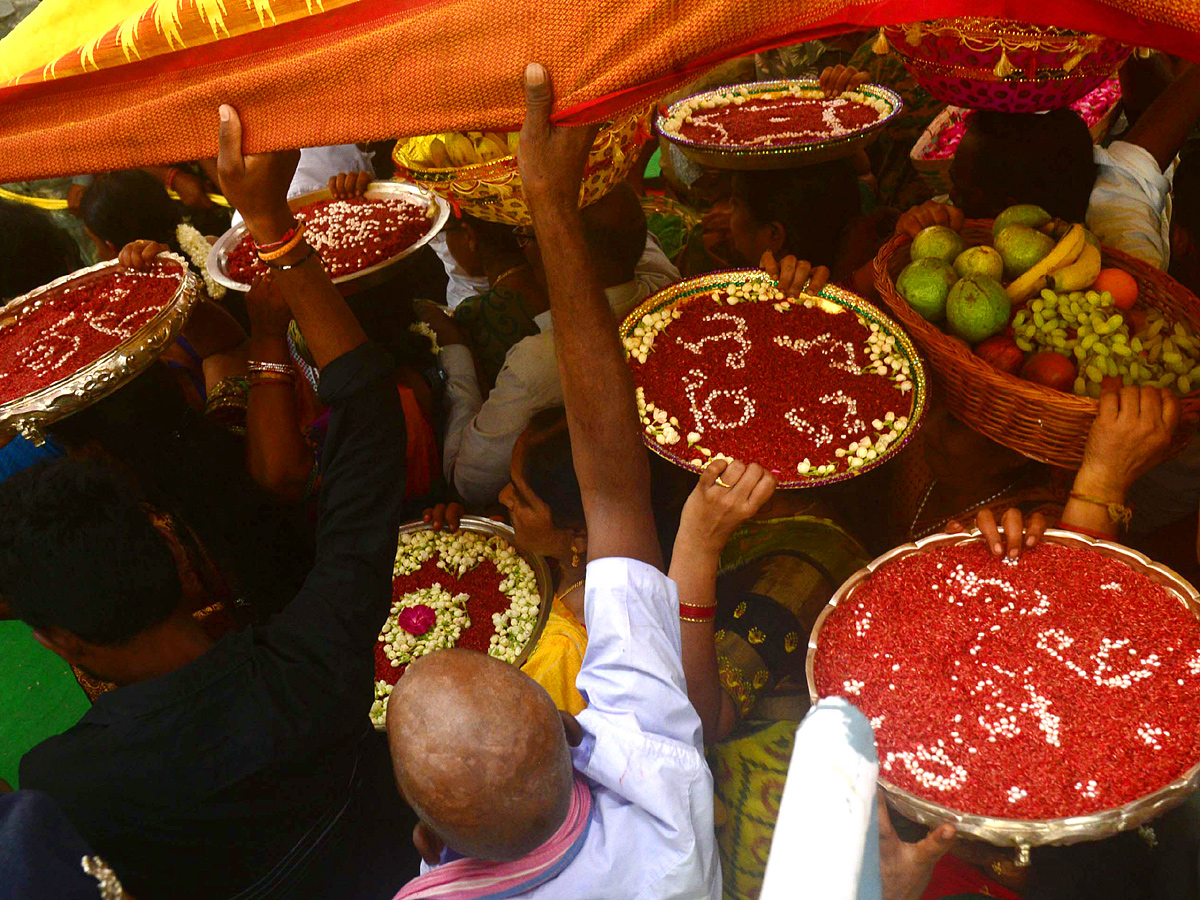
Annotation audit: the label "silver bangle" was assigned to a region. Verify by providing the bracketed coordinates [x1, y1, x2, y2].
[247, 361, 295, 377]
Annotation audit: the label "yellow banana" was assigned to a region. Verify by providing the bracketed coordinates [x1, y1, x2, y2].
[507, 132, 521, 155]
[1049, 241, 1102, 292]
[428, 138, 450, 168]
[476, 135, 509, 162]
[444, 132, 482, 167]
[1006, 224, 1085, 301]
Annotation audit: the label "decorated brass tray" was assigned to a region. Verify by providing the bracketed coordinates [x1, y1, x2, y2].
[207, 181, 450, 292]
[806, 529, 1200, 862]
[0, 253, 199, 445]
[620, 270, 928, 488]
[371, 516, 555, 731]
[657, 79, 903, 170]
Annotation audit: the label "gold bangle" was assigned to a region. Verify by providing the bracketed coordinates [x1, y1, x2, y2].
[248, 372, 295, 388]
[1069, 491, 1132, 528]
[257, 222, 306, 261]
[680, 614, 716, 623]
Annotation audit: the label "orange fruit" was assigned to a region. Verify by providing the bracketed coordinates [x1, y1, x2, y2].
[1092, 268, 1138, 311]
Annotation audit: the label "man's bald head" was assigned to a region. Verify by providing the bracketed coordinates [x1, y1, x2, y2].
[387, 650, 574, 861]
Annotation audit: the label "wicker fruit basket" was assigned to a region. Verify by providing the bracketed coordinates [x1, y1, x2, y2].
[873, 222, 1200, 468]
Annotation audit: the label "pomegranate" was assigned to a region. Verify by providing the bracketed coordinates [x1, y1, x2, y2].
[975, 335, 1025, 375]
[1021, 351, 1077, 392]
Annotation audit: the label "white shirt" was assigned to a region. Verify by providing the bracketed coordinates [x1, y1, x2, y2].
[231, 144, 374, 227]
[420, 557, 721, 899]
[440, 243, 680, 507]
[429, 233, 491, 310]
[1087, 141, 1173, 269]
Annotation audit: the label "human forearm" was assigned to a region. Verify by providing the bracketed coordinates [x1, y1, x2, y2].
[1127, 63, 1200, 171]
[245, 336, 313, 502]
[241, 208, 366, 368]
[531, 205, 660, 564]
[670, 541, 738, 742]
[1060, 466, 1124, 537]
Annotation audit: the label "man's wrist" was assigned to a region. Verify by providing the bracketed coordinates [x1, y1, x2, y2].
[243, 206, 297, 245]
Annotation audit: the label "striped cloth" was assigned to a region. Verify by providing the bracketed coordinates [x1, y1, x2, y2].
[392, 772, 593, 900]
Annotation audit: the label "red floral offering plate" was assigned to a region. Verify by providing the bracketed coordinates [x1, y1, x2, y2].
[658, 79, 903, 170]
[808, 530, 1200, 853]
[0, 254, 198, 442]
[208, 181, 449, 292]
[621, 271, 927, 488]
[370, 517, 553, 730]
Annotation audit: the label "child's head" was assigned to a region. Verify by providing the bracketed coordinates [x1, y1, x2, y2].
[0, 201, 82, 301]
[81, 170, 181, 259]
[951, 108, 1095, 222]
[729, 158, 861, 267]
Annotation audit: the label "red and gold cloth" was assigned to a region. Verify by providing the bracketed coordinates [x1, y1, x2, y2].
[1, 0, 1199, 181]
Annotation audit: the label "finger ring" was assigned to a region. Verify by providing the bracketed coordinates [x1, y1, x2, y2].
[715, 476, 734, 488]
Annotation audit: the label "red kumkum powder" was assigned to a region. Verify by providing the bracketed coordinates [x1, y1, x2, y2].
[0, 263, 179, 405]
[630, 294, 912, 474]
[814, 542, 1200, 819]
[227, 197, 432, 282]
[678, 96, 882, 147]
[375, 557, 514, 684]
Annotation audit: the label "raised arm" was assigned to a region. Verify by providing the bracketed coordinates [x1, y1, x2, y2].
[1125, 63, 1200, 172]
[518, 63, 661, 568]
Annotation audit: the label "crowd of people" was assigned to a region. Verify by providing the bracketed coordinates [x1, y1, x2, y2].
[1, 37, 1200, 900]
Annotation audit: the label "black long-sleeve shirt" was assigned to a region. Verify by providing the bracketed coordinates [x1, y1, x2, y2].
[21, 343, 410, 899]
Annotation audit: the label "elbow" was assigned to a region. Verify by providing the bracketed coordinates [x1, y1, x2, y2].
[249, 457, 313, 505]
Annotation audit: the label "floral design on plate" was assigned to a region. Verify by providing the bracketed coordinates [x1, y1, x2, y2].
[371, 528, 541, 728]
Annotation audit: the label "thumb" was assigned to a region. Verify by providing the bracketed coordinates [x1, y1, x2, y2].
[913, 824, 955, 864]
[523, 62, 553, 129]
[217, 104, 243, 171]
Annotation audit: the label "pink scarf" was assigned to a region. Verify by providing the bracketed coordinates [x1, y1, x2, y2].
[392, 773, 594, 900]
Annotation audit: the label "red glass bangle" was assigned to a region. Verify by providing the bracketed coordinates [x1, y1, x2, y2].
[1056, 521, 1115, 541]
[253, 223, 301, 253]
[679, 601, 717, 622]
[165, 167, 180, 192]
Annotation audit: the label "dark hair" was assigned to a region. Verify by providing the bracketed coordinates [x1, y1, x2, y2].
[0, 200, 83, 302]
[81, 170, 181, 252]
[49, 365, 311, 618]
[580, 182, 648, 283]
[962, 108, 1095, 222]
[0, 459, 183, 644]
[1174, 139, 1200, 240]
[731, 158, 861, 265]
[451, 214, 523, 258]
[519, 408, 692, 560]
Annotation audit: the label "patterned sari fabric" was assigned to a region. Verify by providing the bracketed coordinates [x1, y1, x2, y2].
[711, 516, 870, 900]
[453, 285, 543, 390]
[2, 2, 1200, 181]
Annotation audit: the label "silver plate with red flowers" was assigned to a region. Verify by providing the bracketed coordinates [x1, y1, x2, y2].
[657, 79, 903, 170]
[806, 529, 1200, 860]
[371, 516, 555, 731]
[0, 253, 199, 445]
[207, 180, 450, 292]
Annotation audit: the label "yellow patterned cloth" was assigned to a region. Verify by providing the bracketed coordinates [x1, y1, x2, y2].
[520, 599, 588, 716]
[711, 515, 870, 900]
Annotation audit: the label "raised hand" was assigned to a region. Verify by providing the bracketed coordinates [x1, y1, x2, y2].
[517, 62, 599, 216]
[216, 104, 301, 243]
[118, 240, 171, 271]
[676, 458, 777, 557]
[895, 200, 964, 240]
[328, 171, 373, 199]
[878, 797, 955, 900]
[819, 64, 869, 98]
[759, 250, 831, 298]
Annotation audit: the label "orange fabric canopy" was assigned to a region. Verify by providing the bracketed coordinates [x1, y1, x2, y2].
[0, 0, 1198, 181]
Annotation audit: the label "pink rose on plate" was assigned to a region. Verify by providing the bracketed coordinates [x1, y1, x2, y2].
[398, 604, 436, 636]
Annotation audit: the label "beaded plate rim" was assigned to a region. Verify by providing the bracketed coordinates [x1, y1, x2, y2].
[372, 516, 555, 732]
[656, 79, 904, 171]
[0, 253, 199, 445]
[207, 181, 450, 293]
[805, 528, 1200, 849]
[619, 269, 929, 489]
